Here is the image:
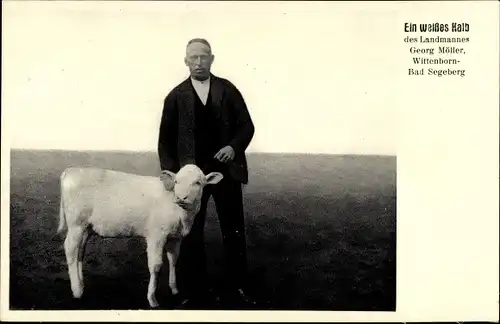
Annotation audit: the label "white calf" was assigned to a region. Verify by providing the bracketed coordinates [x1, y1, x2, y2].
[57, 164, 223, 308]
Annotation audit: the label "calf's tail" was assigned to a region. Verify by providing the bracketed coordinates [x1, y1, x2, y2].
[57, 171, 68, 234]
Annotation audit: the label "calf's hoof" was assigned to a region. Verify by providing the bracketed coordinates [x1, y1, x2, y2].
[71, 286, 84, 299]
[148, 297, 159, 308]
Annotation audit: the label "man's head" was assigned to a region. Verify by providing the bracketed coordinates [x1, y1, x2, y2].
[184, 38, 214, 81]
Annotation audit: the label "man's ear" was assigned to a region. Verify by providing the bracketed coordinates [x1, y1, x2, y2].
[205, 172, 223, 185]
[160, 170, 176, 191]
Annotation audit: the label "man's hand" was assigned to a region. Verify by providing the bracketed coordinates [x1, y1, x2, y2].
[214, 145, 235, 163]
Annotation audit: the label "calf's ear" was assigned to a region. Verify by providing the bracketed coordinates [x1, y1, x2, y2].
[205, 172, 224, 185]
[160, 170, 176, 191]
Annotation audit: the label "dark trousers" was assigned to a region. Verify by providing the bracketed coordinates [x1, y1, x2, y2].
[176, 170, 249, 297]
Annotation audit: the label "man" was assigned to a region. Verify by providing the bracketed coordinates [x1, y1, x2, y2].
[157, 38, 256, 308]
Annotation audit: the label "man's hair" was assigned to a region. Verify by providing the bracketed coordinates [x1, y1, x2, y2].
[186, 38, 212, 51]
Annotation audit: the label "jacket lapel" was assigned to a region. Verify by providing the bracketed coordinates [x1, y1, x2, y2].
[209, 74, 224, 108]
[177, 78, 196, 164]
[209, 74, 231, 128]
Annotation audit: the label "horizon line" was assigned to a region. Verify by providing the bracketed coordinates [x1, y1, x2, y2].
[9, 148, 396, 157]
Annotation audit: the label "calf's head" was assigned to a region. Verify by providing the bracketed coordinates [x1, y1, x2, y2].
[160, 164, 223, 207]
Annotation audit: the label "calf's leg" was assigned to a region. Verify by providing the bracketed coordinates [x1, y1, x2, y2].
[64, 226, 85, 299]
[77, 227, 90, 292]
[146, 236, 166, 308]
[166, 239, 181, 295]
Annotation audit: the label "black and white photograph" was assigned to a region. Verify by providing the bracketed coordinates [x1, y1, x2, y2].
[2, 1, 498, 322]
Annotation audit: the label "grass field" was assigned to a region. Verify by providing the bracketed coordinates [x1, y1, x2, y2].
[9, 149, 396, 311]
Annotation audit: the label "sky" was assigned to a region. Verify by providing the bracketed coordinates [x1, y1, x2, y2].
[3, 1, 397, 155]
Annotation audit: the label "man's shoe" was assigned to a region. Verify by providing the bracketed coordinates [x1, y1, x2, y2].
[176, 297, 200, 309]
[236, 288, 257, 306]
[219, 288, 258, 309]
[175, 289, 219, 309]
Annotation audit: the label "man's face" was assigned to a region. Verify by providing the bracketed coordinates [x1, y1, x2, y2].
[184, 42, 214, 81]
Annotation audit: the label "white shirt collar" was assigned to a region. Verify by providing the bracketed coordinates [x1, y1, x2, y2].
[191, 76, 210, 86]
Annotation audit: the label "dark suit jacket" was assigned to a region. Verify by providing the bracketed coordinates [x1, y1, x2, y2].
[158, 73, 255, 184]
